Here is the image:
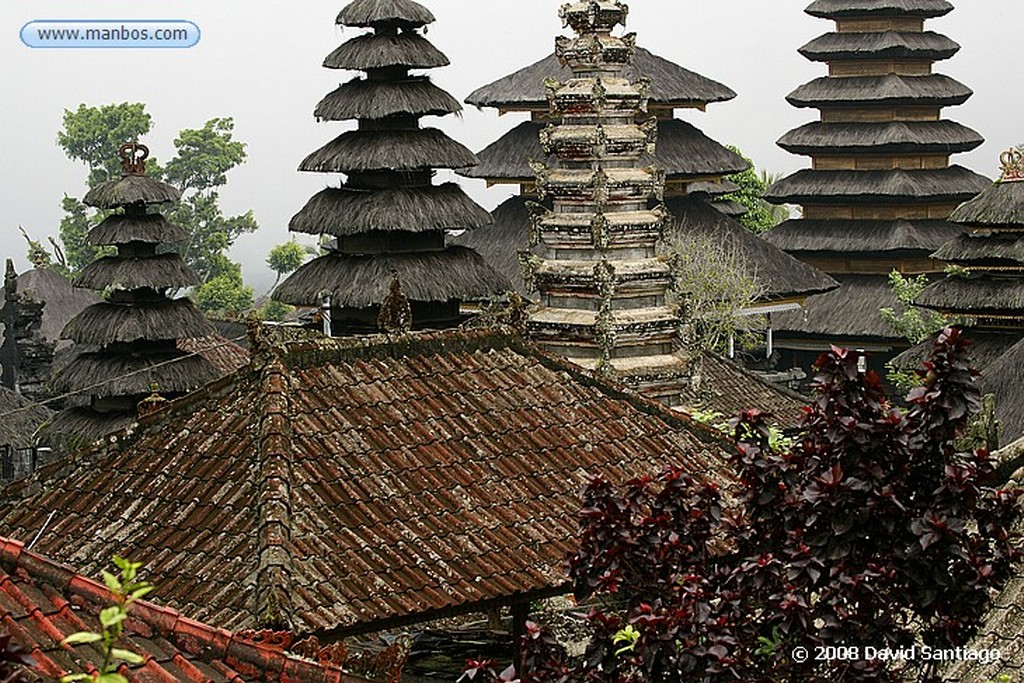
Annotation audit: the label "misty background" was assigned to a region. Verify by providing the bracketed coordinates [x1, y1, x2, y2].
[2, 1, 1021, 293]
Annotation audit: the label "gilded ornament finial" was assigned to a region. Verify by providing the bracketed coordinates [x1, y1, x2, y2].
[118, 142, 149, 176]
[999, 147, 1024, 182]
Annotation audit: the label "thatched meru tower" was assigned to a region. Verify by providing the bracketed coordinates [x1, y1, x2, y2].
[273, 0, 509, 334]
[44, 143, 218, 446]
[918, 149, 1024, 328]
[520, 0, 690, 405]
[764, 0, 989, 368]
[459, 25, 748, 294]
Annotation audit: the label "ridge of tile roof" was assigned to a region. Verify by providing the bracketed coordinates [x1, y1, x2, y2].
[0, 536, 367, 682]
[0, 327, 735, 637]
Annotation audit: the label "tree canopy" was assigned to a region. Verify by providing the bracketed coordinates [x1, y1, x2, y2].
[55, 103, 257, 315]
[723, 146, 790, 235]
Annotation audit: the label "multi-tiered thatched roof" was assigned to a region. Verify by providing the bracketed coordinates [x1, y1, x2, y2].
[44, 143, 218, 447]
[764, 0, 988, 364]
[273, 0, 508, 333]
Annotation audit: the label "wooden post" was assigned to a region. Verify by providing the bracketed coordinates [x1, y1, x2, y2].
[511, 601, 529, 672]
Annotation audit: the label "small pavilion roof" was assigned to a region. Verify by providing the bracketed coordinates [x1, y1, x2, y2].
[465, 48, 736, 111]
[932, 232, 1024, 266]
[799, 31, 959, 62]
[915, 276, 1024, 317]
[949, 179, 1024, 228]
[765, 166, 990, 205]
[460, 119, 746, 182]
[0, 537, 369, 682]
[337, 0, 435, 29]
[787, 74, 972, 108]
[771, 274, 903, 340]
[765, 218, 964, 255]
[0, 328, 735, 636]
[805, 0, 953, 19]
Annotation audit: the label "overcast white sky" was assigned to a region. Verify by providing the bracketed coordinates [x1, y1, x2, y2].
[2, 1, 1021, 291]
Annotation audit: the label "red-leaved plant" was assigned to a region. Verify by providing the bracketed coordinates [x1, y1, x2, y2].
[464, 328, 1020, 682]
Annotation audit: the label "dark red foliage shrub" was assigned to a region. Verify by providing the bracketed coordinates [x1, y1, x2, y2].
[464, 328, 1020, 683]
[0, 632, 34, 683]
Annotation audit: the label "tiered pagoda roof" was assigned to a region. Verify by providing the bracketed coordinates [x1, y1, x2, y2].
[765, 0, 989, 353]
[44, 143, 219, 446]
[273, 0, 508, 334]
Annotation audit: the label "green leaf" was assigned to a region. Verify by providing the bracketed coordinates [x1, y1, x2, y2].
[111, 648, 145, 664]
[62, 631, 103, 645]
[61, 675, 95, 682]
[129, 585, 155, 600]
[99, 606, 126, 628]
[96, 674, 129, 683]
[101, 569, 122, 593]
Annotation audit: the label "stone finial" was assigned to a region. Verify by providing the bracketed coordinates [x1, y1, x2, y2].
[119, 142, 149, 176]
[377, 274, 412, 334]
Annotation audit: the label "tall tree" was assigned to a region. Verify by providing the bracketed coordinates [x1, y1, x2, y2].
[56, 104, 257, 313]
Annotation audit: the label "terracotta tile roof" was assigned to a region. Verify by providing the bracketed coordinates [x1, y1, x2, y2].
[0, 536, 367, 682]
[681, 352, 808, 427]
[0, 329, 733, 637]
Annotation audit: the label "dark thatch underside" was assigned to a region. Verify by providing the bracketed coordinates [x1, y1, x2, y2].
[932, 232, 1024, 265]
[324, 32, 448, 70]
[805, 0, 953, 19]
[300, 128, 478, 173]
[38, 407, 136, 451]
[274, 247, 511, 308]
[83, 176, 181, 210]
[891, 328, 1022, 373]
[765, 219, 963, 254]
[0, 386, 53, 449]
[916, 276, 1024, 314]
[799, 31, 959, 61]
[62, 300, 216, 346]
[977, 337, 1024, 442]
[765, 166, 989, 204]
[73, 254, 200, 291]
[290, 183, 492, 236]
[772, 274, 903, 339]
[949, 181, 1024, 227]
[778, 120, 982, 156]
[337, 0, 434, 29]
[665, 196, 839, 301]
[461, 119, 746, 181]
[465, 48, 736, 110]
[85, 214, 189, 246]
[314, 77, 461, 122]
[787, 74, 971, 108]
[0, 268, 99, 344]
[52, 351, 219, 398]
[450, 195, 538, 294]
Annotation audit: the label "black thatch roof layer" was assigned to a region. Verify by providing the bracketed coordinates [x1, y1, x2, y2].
[0, 268, 99, 344]
[891, 328, 1022, 372]
[274, 247, 511, 308]
[799, 31, 959, 61]
[465, 48, 736, 110]
[85, 214, 189, 246]
[52, 351, 219, 399]
[977, 337, 1024, 443]
[915, 276, 1024, 315]
[314, 77, 461, 121]
[291, 183, 492, 236]
[450, 195, 536, 294]
[37, 408, 135, 450]
[72, 254, 200, 291]
[83, 175, 181, 210]
[299, 128, 478, 173]
[765, 166, 990, 204]
[0, 386, 52, 449]
[949, 181, 1024, 227]
[665, 196, 839, 301]
[337, 0, 435, 29]
[932, 232, 1024, 265]
[62, 300, 216, 346]
[461, 119, 746, 181]
[805, 0, 953, 19]
[787, 74, 972, 108]
[765, 218, 963, 254]
[778, 120, 982, 156]
[324, 32, 448, 70]
[771, 274, 902, 339]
